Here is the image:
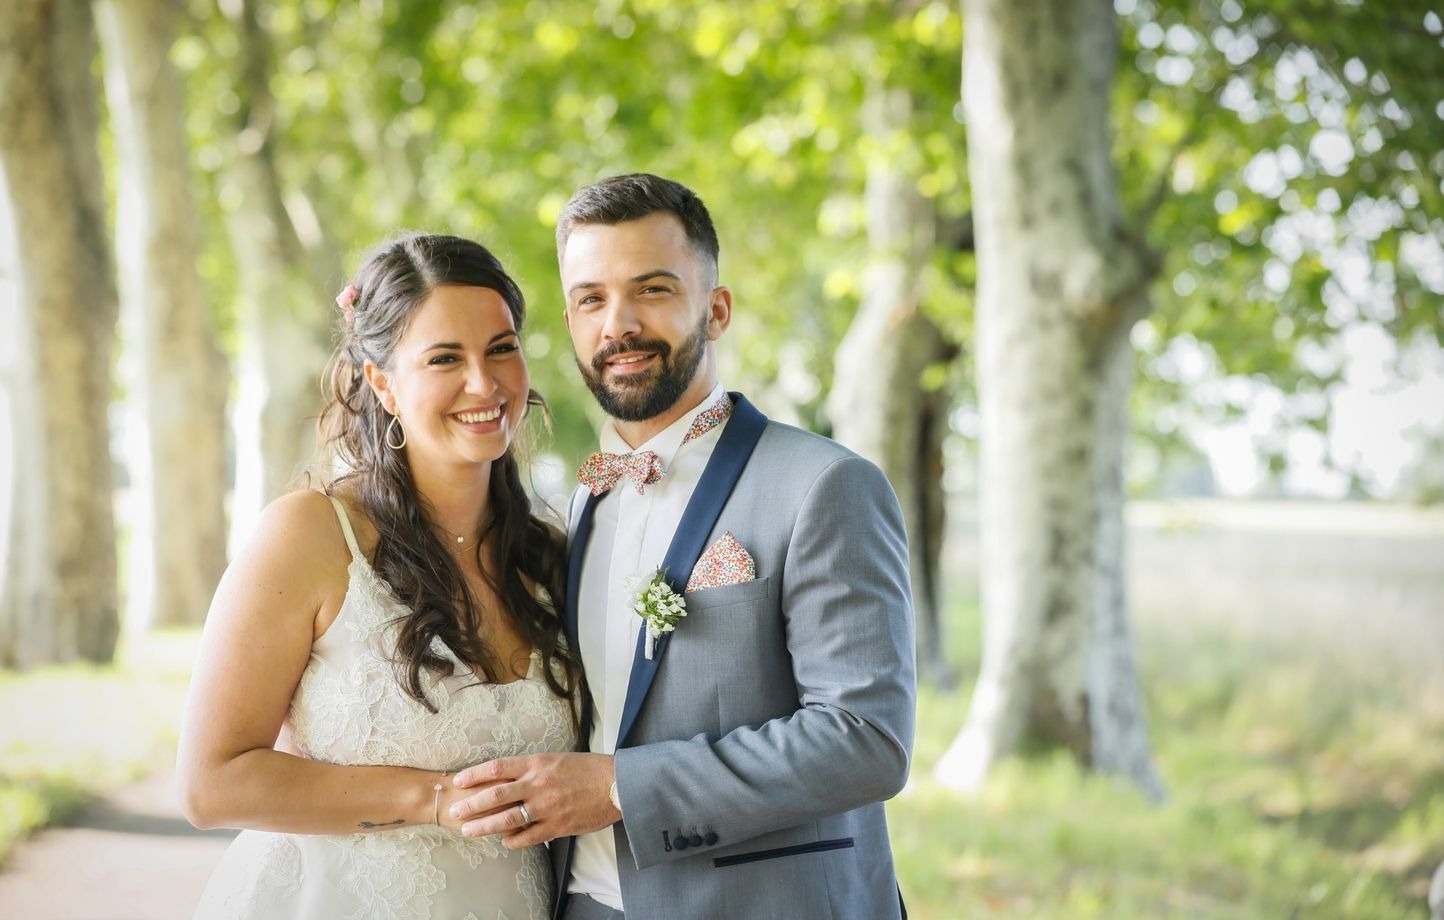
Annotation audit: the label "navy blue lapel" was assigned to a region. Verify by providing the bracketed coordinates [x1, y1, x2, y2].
[564, 489, 601, 749]
[615, 393, 767, 749]
[555, 490, 602, 920]
[563, 489, 599, 656]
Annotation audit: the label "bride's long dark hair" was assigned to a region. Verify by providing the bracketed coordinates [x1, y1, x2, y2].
[317, 233, 579, 712]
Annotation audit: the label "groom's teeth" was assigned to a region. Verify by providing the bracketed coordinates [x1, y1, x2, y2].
[614, 355, 650, 365]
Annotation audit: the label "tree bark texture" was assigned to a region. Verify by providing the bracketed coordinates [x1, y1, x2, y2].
[99, 0, 229, 630]
[0, 0, 121, 665]
[223, 0, 331, 547]
[936, 0, 1163, 798]
[828, 82, 956, 688]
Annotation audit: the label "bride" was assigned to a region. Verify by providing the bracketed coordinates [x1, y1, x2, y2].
[178, 234, 580, 919]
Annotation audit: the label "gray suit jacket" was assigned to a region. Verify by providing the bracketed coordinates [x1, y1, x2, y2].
[556, 398, 916, 920]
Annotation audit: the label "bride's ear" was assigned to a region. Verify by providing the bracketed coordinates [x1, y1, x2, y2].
[363, 362, 397, 415]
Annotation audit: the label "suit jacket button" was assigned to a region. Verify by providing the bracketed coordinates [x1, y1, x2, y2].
[674, 834, 689, 850]
[703, 832, 719, 846]
[688, 834, 703, 847]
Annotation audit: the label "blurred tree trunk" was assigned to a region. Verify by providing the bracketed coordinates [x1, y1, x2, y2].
[98, 0, 228, 629]
[1429, 858, 1444, 920]
[936, 0, 1164, 798]
[222, 0, 330, 544]
[0, 174, 50, 666]
[914, 358, 956, 683]
[0, 0, 120, 665]
[829, 81, 956, 688]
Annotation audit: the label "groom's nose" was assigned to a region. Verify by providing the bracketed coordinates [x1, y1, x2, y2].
[599, 296, 643, 343]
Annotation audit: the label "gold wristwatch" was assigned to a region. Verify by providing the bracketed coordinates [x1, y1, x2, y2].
[609, 781, 620, 811]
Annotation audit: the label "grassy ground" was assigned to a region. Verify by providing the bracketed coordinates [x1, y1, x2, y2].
[2, 572, 1440, 918]
[892, 598, 1444, 918]
[0, 630, 196, 865]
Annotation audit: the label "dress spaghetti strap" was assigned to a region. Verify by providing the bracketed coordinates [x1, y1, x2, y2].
[325, 494, 364, 562]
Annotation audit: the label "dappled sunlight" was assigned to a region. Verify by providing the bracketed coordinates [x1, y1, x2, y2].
[896, 604, 1440, 917]
[0, 631, 198, 862]
[1, 0, 1441, 915]
[898, 496, 1444, 916]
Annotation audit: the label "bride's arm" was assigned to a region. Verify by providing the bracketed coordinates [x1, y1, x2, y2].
[176, 489, 472, 835]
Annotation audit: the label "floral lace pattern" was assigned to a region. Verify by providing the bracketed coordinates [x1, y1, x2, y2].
[194, 551, 574, 920]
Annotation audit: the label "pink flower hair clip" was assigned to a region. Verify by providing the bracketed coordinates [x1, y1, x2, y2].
[335, 284, 359, 325]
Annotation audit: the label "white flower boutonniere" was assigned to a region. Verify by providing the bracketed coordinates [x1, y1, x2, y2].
[626, 567, 687, 660]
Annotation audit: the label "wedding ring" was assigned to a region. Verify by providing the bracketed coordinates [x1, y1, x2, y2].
[517, 802, 534, 826]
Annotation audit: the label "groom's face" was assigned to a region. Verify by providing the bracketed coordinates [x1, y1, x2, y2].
[560, 212, 730, 422]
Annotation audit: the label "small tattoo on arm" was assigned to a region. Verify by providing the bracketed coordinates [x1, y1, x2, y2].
[357, 818, 406, 829]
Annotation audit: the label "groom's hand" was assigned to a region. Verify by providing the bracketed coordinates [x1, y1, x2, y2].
[450, 752, 619, 848]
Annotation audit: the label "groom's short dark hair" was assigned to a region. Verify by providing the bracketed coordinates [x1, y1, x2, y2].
[556, 173, 720, 284]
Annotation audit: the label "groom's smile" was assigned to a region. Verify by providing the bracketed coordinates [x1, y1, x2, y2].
[599, 345, 663, 380]
[575, 317, 708, 423]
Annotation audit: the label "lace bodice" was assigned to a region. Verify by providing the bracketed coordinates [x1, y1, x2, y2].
[287, 553, 573, 772]
[193, 497, 575, 920]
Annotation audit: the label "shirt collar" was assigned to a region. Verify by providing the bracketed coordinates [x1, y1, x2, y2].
[599, 382, 728, 468]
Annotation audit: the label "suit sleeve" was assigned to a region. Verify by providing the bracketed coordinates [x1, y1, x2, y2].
[612, 455, 917, 869]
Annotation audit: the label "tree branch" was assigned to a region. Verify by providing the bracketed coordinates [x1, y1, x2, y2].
[1136, 125, 1200, 232]
[938, 210, 975, 253]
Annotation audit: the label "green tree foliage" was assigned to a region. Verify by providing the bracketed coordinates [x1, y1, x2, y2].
[173, 0, 970, 463]
[168, 0, 1439, 488]
[1114, 0, 1444, 483]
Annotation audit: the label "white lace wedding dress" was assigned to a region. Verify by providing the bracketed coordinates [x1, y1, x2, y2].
[193, 497, 575, 920]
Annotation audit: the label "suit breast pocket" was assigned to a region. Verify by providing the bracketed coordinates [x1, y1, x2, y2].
[665, 576, 777, 668]
[682, 575, 772, 612]
[676, 577, 778, 651]
[668, 577, 793, 732]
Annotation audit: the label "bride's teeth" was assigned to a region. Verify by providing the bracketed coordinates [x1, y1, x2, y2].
[456, 408, 503, 424]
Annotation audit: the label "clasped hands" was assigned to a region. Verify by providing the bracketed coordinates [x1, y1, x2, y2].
[444, 752, 619, 849]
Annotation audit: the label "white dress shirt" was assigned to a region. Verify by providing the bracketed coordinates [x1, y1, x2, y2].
[566, 382, 730, 910]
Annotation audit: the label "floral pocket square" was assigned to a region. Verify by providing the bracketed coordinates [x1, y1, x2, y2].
[685, 532, 756, 593]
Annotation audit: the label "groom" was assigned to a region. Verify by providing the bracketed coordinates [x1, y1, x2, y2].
[451, 174, 916, 919]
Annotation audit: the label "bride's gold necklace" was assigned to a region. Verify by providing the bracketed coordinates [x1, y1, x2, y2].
[434, 522, 485, 553]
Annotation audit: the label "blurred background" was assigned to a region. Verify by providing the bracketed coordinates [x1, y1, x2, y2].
[1, 0, 1441, 917]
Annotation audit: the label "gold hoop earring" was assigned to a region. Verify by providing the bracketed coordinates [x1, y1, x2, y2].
[385, 415, 407, 449]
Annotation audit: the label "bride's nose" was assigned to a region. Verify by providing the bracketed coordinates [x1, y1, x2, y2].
[463, 359, 497, 396]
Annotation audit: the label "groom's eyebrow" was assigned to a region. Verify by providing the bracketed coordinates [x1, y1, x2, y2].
[566, 270, 681, 296]
[631, 270, 682, 284]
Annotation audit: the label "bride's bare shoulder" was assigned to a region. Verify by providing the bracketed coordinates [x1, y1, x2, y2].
[312, 482, 382, 557]
[241, 488, 372, 571]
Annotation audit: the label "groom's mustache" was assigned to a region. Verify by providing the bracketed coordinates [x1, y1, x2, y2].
[590, 338, 673, 375]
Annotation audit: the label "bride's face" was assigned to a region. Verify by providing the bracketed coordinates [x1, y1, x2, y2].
[365, 284, 530, 472]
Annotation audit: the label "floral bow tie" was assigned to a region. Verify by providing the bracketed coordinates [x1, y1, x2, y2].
[577, 393, 735, 497]
[577, 450, 667, 496]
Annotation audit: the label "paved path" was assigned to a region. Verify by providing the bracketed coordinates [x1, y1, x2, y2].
[0, 770, 235, 920]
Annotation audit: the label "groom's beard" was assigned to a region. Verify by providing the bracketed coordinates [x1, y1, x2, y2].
[576, 313, 709, 423]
